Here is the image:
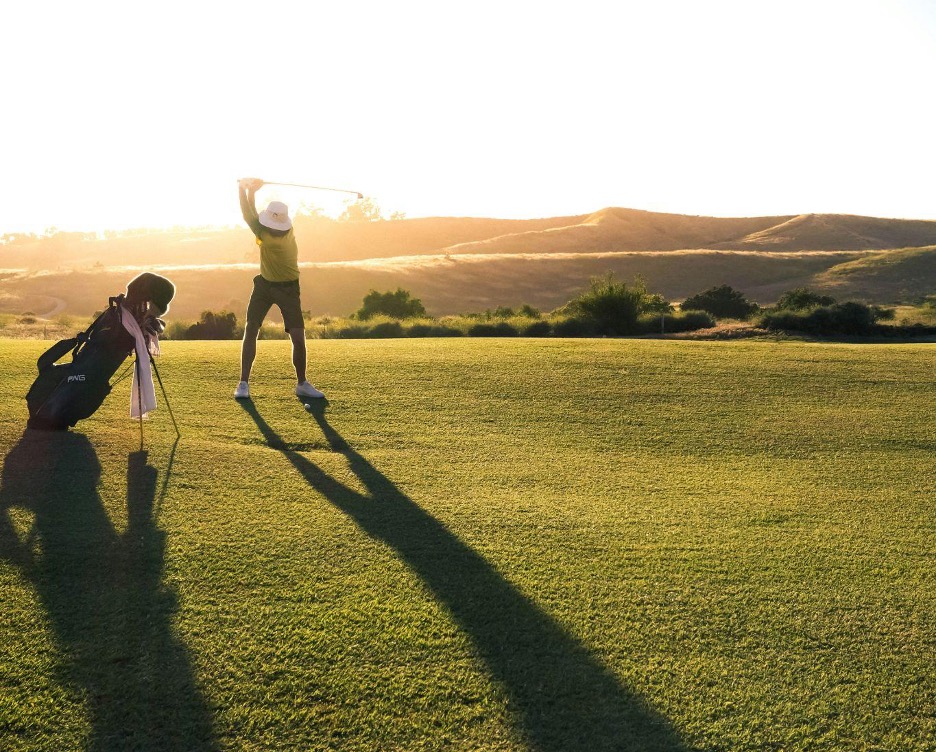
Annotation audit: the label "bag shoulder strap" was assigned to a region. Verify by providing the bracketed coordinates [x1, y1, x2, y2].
[36, 337, 79, 372]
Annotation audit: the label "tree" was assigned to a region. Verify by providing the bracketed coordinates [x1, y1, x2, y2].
[681, 285, 758, 320]
[354, 289, 427, 320]
[339, 196, 383, 223]
[294, 202, 330, 220]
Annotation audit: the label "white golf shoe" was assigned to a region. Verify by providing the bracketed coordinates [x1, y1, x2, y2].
[296, 381, 325, 399]
[234, 381, 250, 399]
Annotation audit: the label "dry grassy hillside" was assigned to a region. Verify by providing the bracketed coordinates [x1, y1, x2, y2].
[814, 246, 936, 301]
[6, 208, 936, 272]
[437, 209, 790, 255]
[2, 208, 933, 318]
[0, 215, 585, 270]
[0, 250, 881, 321]
[710, 213, 936, 252]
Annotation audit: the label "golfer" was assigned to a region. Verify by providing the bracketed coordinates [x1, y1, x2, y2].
[234, 178, 324, 400]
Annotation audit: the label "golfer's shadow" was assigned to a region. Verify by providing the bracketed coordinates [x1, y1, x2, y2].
[241, 399, 694, 752]
[0, 431, 216, 752]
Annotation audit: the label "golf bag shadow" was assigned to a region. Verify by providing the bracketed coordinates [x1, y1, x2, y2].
[26, 273, 175, 431]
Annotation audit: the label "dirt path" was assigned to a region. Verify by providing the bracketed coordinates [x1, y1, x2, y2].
[36, 296, 67, 318]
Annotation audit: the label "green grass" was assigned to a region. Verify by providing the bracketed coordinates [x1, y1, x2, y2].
[1, 339, 933, 751]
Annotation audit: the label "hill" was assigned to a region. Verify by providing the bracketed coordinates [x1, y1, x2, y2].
[5, 208, 936, 271]
[1, 208, 934, 316]
[709, 213, 936, 252]
[0, 250, 878, 320]
[814, 245, 936, 301]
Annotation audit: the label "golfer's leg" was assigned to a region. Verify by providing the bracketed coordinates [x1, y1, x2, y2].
[240, 322, 261, 382]
[242, 276, 272, 383]
[288, 328, 307, 384]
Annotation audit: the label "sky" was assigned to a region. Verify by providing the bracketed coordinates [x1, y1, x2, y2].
[2, 0, 935, 234]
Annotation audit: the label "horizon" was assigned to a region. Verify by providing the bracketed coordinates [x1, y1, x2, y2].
[3, 0, 936, 236]
[6, 202, 936, 240]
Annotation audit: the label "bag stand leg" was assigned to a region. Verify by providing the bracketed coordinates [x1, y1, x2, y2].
[151, 358, 181, 439]
[133, 356, 181, 449]
[136, 357, 145, 451]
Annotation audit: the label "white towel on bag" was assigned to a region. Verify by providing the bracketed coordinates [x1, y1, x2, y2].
[120, 306, 157, 418]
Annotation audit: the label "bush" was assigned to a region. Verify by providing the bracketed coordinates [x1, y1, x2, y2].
[163, 320, 189, 340]
[521, 320, 552, 337]
[552, 317, 597, 337]
[354, 288, 427, 320]
[368, 321, 404, 338]
[636, 310, 715, 334]
[184, 310, 239, 340]
[337, 325, 369, 339]
[682, 285, 759, 320]
[565, 273, 645, 334]
[775, 288, 836, 310]
[518, 304, 541, 318]
[429, 325, 463, 337]
[468, 322, 518, 337]
[407, 323, 433, 337]
[759, 301, 892, 335]
[561, 273, 671, 335]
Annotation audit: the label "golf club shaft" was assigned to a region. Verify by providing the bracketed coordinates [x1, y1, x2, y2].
[248, 180, 363, 199]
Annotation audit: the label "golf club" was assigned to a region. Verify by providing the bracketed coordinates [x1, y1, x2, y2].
[239, 179, 363, 200]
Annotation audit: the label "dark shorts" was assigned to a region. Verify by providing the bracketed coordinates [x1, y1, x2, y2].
[246, 275, 304, 331]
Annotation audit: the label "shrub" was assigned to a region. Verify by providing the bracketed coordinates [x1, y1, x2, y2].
[184, 310, 239, 339]
[759, 301, 892, 335]
[775, 287, 836, 310]
[368, 321, 404, 338]
[518, 304, 541, 318]
[636, 310, 715, 334]
[468, 322, 518, 337]
[425, 325, 463, 337]
[337, 325, 369, 338]
[354, 288, 427, 320]
[521, 320, 552, 337]
[407, 323, 433, 337]
[163, 320, 189, 340]
[257, 323, 288, 340]
[565, 274, 644, 334]
[563, 273, 675, 335]
[682, 285, 759, 319]
[552, 317, 597, 337]
[677, 311, 717, 331]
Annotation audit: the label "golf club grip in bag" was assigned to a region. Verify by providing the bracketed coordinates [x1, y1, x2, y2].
[26, 305, 136, 430]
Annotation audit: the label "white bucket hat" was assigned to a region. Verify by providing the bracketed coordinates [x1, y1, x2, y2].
[258, 201, 292, 231]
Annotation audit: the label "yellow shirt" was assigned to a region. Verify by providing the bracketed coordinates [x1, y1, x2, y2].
[240, 188, 301, 282]
[255, 228, 300, 283]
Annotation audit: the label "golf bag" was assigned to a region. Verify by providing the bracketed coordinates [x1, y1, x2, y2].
[26, 273, 175, 431]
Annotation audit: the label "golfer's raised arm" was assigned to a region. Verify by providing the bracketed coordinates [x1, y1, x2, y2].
[238, 179, 263, 236]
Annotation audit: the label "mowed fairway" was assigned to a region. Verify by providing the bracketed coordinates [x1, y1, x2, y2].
[0, 338, 933, 751]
